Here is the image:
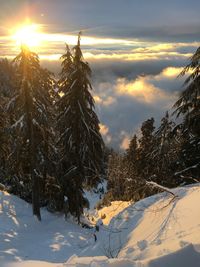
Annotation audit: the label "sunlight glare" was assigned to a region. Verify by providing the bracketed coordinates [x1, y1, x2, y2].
[12, 23, 42, 48]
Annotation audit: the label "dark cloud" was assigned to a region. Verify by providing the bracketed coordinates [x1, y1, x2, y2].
[90, 58, 186, 83]
[1, 0, 199, 42]
[89, 24, 200, 43]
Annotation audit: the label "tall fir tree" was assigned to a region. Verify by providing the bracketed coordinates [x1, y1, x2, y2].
[151, 112, 179, 186]
[173, 46, 200, 181]
[0, 59, 17, 179]
[0, 58, 16, 97]
[7, 45, 54, 220]
[137, 118, 155, 181]
[0, 96, 7, 179]
[57, 33, 104, 222]
[126, 134, 138, 163]
[125, 134, 142, 199]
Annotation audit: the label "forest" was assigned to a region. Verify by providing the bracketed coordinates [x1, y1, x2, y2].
[0, 33, 199, 225]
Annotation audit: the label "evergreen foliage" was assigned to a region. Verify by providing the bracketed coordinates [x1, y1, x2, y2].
[57, 33, 104, 221]
[173, 46, 200, 181]
[151, 112, 180, 186]
[137, 117, 155, 181]
[7, 45, 55, 220]
[0, 59, 16, 178]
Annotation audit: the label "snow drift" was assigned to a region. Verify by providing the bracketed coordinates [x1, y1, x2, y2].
[1, 184, 200, 266]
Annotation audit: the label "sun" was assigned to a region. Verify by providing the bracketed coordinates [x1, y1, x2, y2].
[12, 23, 42, 48]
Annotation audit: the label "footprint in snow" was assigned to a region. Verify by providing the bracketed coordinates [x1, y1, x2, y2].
[126, 247, 135, 254]
[137, 240, 148, 251]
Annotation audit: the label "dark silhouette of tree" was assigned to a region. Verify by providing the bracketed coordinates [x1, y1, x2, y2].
[173, 46, 200, 181]
[137, 118, 155, 181]
[7, 45, 54, 220]
[151, 112, 179, 186]
[57, 34, 104, 222]
[174, 46, 200, 134]
[0, 59, 16, 179]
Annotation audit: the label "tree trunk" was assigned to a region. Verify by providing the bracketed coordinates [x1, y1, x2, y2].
[30, 120, 41, 221]
[32, 170, 41, 220]
[24, 81, 41, 221]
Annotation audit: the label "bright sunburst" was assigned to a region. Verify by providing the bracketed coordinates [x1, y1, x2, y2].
[12, 23, 42, 48]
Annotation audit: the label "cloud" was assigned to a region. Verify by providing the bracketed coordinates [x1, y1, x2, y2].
[160, 66, 183, 77]
[84, 50, 192, 61]
[99, 123, 109, 135]
[39, 53, 191, 150]
[83, 42, 199, 62]
[120, 131, 130, 150]
[99, 123, 112, 144]
[92, 64, 187, 149]
[116, 77, 174, 105]
[94, 95, 116, 106]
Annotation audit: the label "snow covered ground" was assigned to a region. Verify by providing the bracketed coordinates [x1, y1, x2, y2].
[1, 184, 200, 266]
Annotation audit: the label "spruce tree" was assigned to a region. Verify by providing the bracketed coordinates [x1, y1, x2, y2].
[0, 58, 16, 97]
[137, 118, 155, 181]
[173, 46, 200, 181]
[106, 152, 128, 201]
[126, 134, 138, 163]
[8, 45, 54, 220]
[0, 97, 7, 179]
[152, 112, 179, 186]
[125, 134, 141, 199]
[57, 34, 104, 222]
[174, 46, 200, 134]
[0, 59, 16, 179]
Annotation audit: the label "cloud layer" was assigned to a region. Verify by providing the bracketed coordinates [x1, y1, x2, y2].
[0, 1, 199, 149]
[91, 62, 187, 149]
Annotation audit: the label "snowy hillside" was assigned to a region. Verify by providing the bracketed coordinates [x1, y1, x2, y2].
[1, 184, 200, 267]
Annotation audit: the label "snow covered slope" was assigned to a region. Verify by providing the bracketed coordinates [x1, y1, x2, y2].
[0, 191, 97, 264]
[1, 184, 200, 266]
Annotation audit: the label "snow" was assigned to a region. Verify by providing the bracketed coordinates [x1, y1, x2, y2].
[11, 115, 24, 129]
[0, 191, 97, 264]
[1, 184, 200, 266]
[96, 200, 131, 225]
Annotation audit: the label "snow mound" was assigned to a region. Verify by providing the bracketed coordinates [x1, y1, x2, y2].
[1, 184, 200, 267]
[66, 243, 200, 266]
[117, 185, 200, 261]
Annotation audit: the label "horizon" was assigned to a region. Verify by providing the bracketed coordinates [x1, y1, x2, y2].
[0, 0, 200, 149]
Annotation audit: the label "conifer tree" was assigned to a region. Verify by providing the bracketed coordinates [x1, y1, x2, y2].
[152, 112, 179, 186]
[174, 46, 200, 134]
[173, 46, 200, 181]
[106, 152, 128, 200]
[8, 45, 54, 220]
[126, 134, 138, 163]
[0, 99, 7, 178]
[0, 59, 16, 183]
[125, 134, 141, 198]
[57, 34, 104, 222]
[137, 118, 155, 181]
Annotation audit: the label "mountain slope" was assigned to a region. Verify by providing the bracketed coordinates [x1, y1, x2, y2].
[1, 184, 200, 266]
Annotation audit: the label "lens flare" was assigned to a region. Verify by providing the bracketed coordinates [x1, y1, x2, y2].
[12, 23, 42, 48]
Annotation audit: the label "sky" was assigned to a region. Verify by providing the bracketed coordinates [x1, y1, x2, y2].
[0, 0, 200, 149]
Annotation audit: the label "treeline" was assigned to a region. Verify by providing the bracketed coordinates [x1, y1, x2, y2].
[101, 47, 200, 206]
[0, 33, 104, 221]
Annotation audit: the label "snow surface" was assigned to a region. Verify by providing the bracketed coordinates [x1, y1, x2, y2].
[1, 184, 200, 266]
